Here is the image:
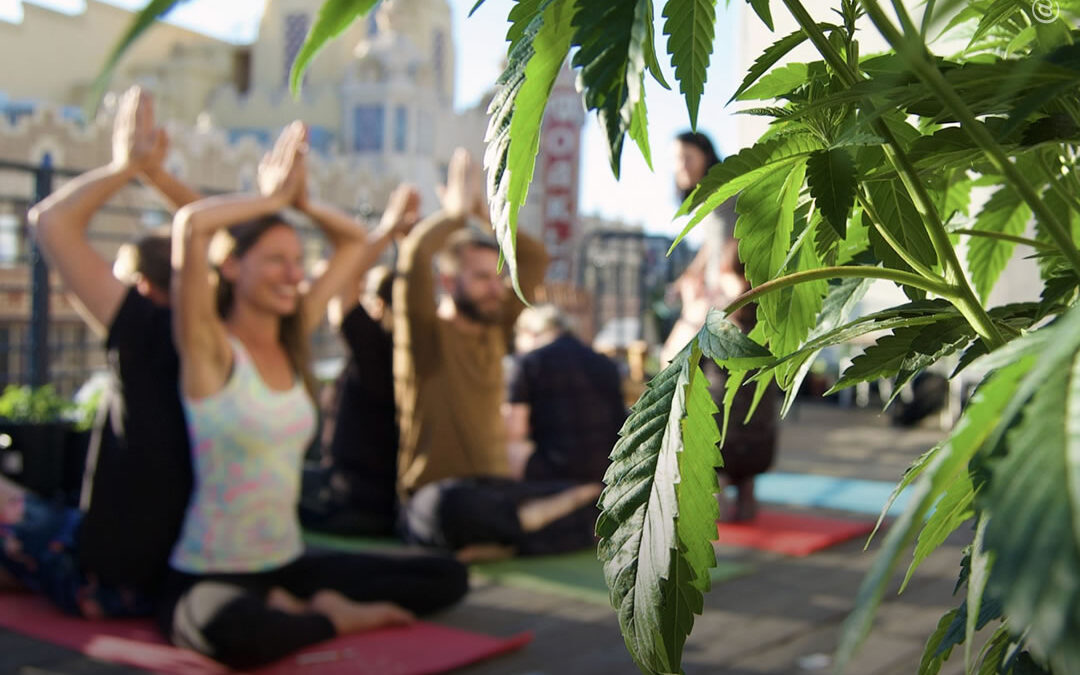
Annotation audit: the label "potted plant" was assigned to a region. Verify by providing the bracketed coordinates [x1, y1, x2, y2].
[0, 384, 93, 505]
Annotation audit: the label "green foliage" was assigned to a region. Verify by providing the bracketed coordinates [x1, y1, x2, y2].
[662, 0, 718, 128]
[485, 0, 574, 296]
[569, 0, 652, 177]
[86, 0, 184, 112]
[596, 312, 757, 674]
[288, 0, 381, 95]
[806, 147, 857, 238]
[0, 385, 77, 425]
[98, 0, 1080, 672]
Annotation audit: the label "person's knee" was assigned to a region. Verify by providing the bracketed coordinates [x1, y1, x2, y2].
[167, 581, 275, 669]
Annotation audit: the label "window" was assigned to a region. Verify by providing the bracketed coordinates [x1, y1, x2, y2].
[417, 110, 434, 154]
[353, 105, 385, 153]
[393, 106, 408, 153]
[283, 12, 310, 86]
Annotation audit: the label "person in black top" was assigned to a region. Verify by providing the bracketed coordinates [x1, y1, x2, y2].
[10, 86, 203, 615]
[303, 186, 420, 535]
[506, 304, 627, 484]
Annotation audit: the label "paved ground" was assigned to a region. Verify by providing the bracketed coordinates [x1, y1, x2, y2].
[1, 402, 980, 674]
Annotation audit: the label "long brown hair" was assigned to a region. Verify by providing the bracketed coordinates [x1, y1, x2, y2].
[209, 215, 315, 397]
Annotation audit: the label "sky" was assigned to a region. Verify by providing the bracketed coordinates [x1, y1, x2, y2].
[0, 0, 744, 238]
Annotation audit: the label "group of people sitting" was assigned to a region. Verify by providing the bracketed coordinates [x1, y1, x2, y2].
[0, 87, 627, 669]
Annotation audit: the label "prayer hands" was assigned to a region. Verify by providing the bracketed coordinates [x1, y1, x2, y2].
[258, 121, 308, 208]
[111, 86, 167, 174]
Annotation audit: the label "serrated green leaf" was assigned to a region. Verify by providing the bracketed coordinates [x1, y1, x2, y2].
[571, 0, 651, 177]
[642, 0, 671, 90]
[836, 353, 1033, 671]
[830, 317, 974, 398]
[919, 608, 961, 675]
[969, 0, 1026, 46]
[738, 62, 812, 101]
[968, 187, 1032, 303]
[699, 309, 775, 370]
[746, 0, 774, 30]
[903, 466, 975, 590]
[663, 0, 717, 129]
[88, 0, 184, 112]
[965, 515, 993, 671]
[289, 0, 380, 95]
[731, 27, 810, 101]
[485, 0, 573, 298]
[776, 278, 870, 416]
[671, 135, 824, 250]
[597, 337, 720, 674]
[979, 306, 1080, 672]
[865, 177, 940, 274]
[629, 77, 653, 169]
[806, 148, 857, 239]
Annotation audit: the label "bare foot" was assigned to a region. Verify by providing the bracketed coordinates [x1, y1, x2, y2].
[267, 587, 309, 615]
[456, 543, 516, 563]
[309, 590, 415, 635]
[517, 483, 603, 533]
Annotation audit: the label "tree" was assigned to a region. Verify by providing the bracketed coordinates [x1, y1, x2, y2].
[105, 0, 1080, 672]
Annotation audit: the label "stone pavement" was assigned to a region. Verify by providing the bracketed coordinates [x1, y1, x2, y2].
[0, 402, 979, 674]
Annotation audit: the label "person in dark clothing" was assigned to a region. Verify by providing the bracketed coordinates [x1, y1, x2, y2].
[662, 131, 779, 522]
[506, 305, 626, 484]
[303, 186, 420, 535]
[11, 87, 203, 615]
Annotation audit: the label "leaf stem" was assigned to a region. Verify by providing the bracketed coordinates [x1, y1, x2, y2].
[855, 189, 942, 279]
[949, 229, 1055, 251]
[723, 266, 955, 316]
[859, 0, 1080, 281]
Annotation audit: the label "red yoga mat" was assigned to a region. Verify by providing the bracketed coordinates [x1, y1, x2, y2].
[715, 509, 876, 557]
[0, 593, 532, 674]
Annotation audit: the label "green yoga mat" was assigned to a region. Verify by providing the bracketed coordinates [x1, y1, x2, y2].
[303, 532, 753, 606]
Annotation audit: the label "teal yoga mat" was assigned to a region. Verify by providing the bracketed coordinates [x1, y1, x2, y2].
[304, 532, 752, 606]
[751, 472, 910, 516]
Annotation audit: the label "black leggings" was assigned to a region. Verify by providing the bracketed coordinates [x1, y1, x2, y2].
[402, 477, 597, 556]
[157, 551, 468, 670]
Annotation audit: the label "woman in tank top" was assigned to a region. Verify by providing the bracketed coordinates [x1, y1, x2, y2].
[159, 121, 467, 670]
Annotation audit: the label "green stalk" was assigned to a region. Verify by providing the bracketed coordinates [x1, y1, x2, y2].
[779, 0, 1006, 350]
[723, 266, 955, 317]
[950, 229, 1055, 251]
[855, 190, 943, 279]
[860, 0, 1080, 280]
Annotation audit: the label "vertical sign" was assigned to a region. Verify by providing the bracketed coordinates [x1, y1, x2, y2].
[539, 68, 583, 281]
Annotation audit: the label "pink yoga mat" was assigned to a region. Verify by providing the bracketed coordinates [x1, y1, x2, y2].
[0, 593, 532, 674]
[715, 509, 876, 557]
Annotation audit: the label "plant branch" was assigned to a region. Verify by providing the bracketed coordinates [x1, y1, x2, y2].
[860, 0, 1080, 280]
[723, 266, 955, 316]
[779, 0, 1006, 350]
[950, 229, 1055, 251]
[855, 189, 942, 278]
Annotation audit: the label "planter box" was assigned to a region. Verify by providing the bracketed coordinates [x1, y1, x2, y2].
[0, 422, 88, 505]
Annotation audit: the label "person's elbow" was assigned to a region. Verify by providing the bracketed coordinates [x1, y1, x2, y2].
[27, 202, 56, 244]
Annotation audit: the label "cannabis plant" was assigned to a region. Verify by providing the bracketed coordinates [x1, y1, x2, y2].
[107, 0, 1080, 671]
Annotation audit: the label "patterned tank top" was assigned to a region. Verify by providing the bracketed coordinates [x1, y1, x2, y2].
[170, 337, 316, 573]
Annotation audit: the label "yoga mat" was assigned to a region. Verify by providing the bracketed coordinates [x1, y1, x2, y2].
[750, 472, 910, 517]
[0, 593, 531, 675]
[303, 531, 404, 553]
[304, 534, 752, 606]
[715, 509, 875, 557]
[471, 549, 752, 606]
